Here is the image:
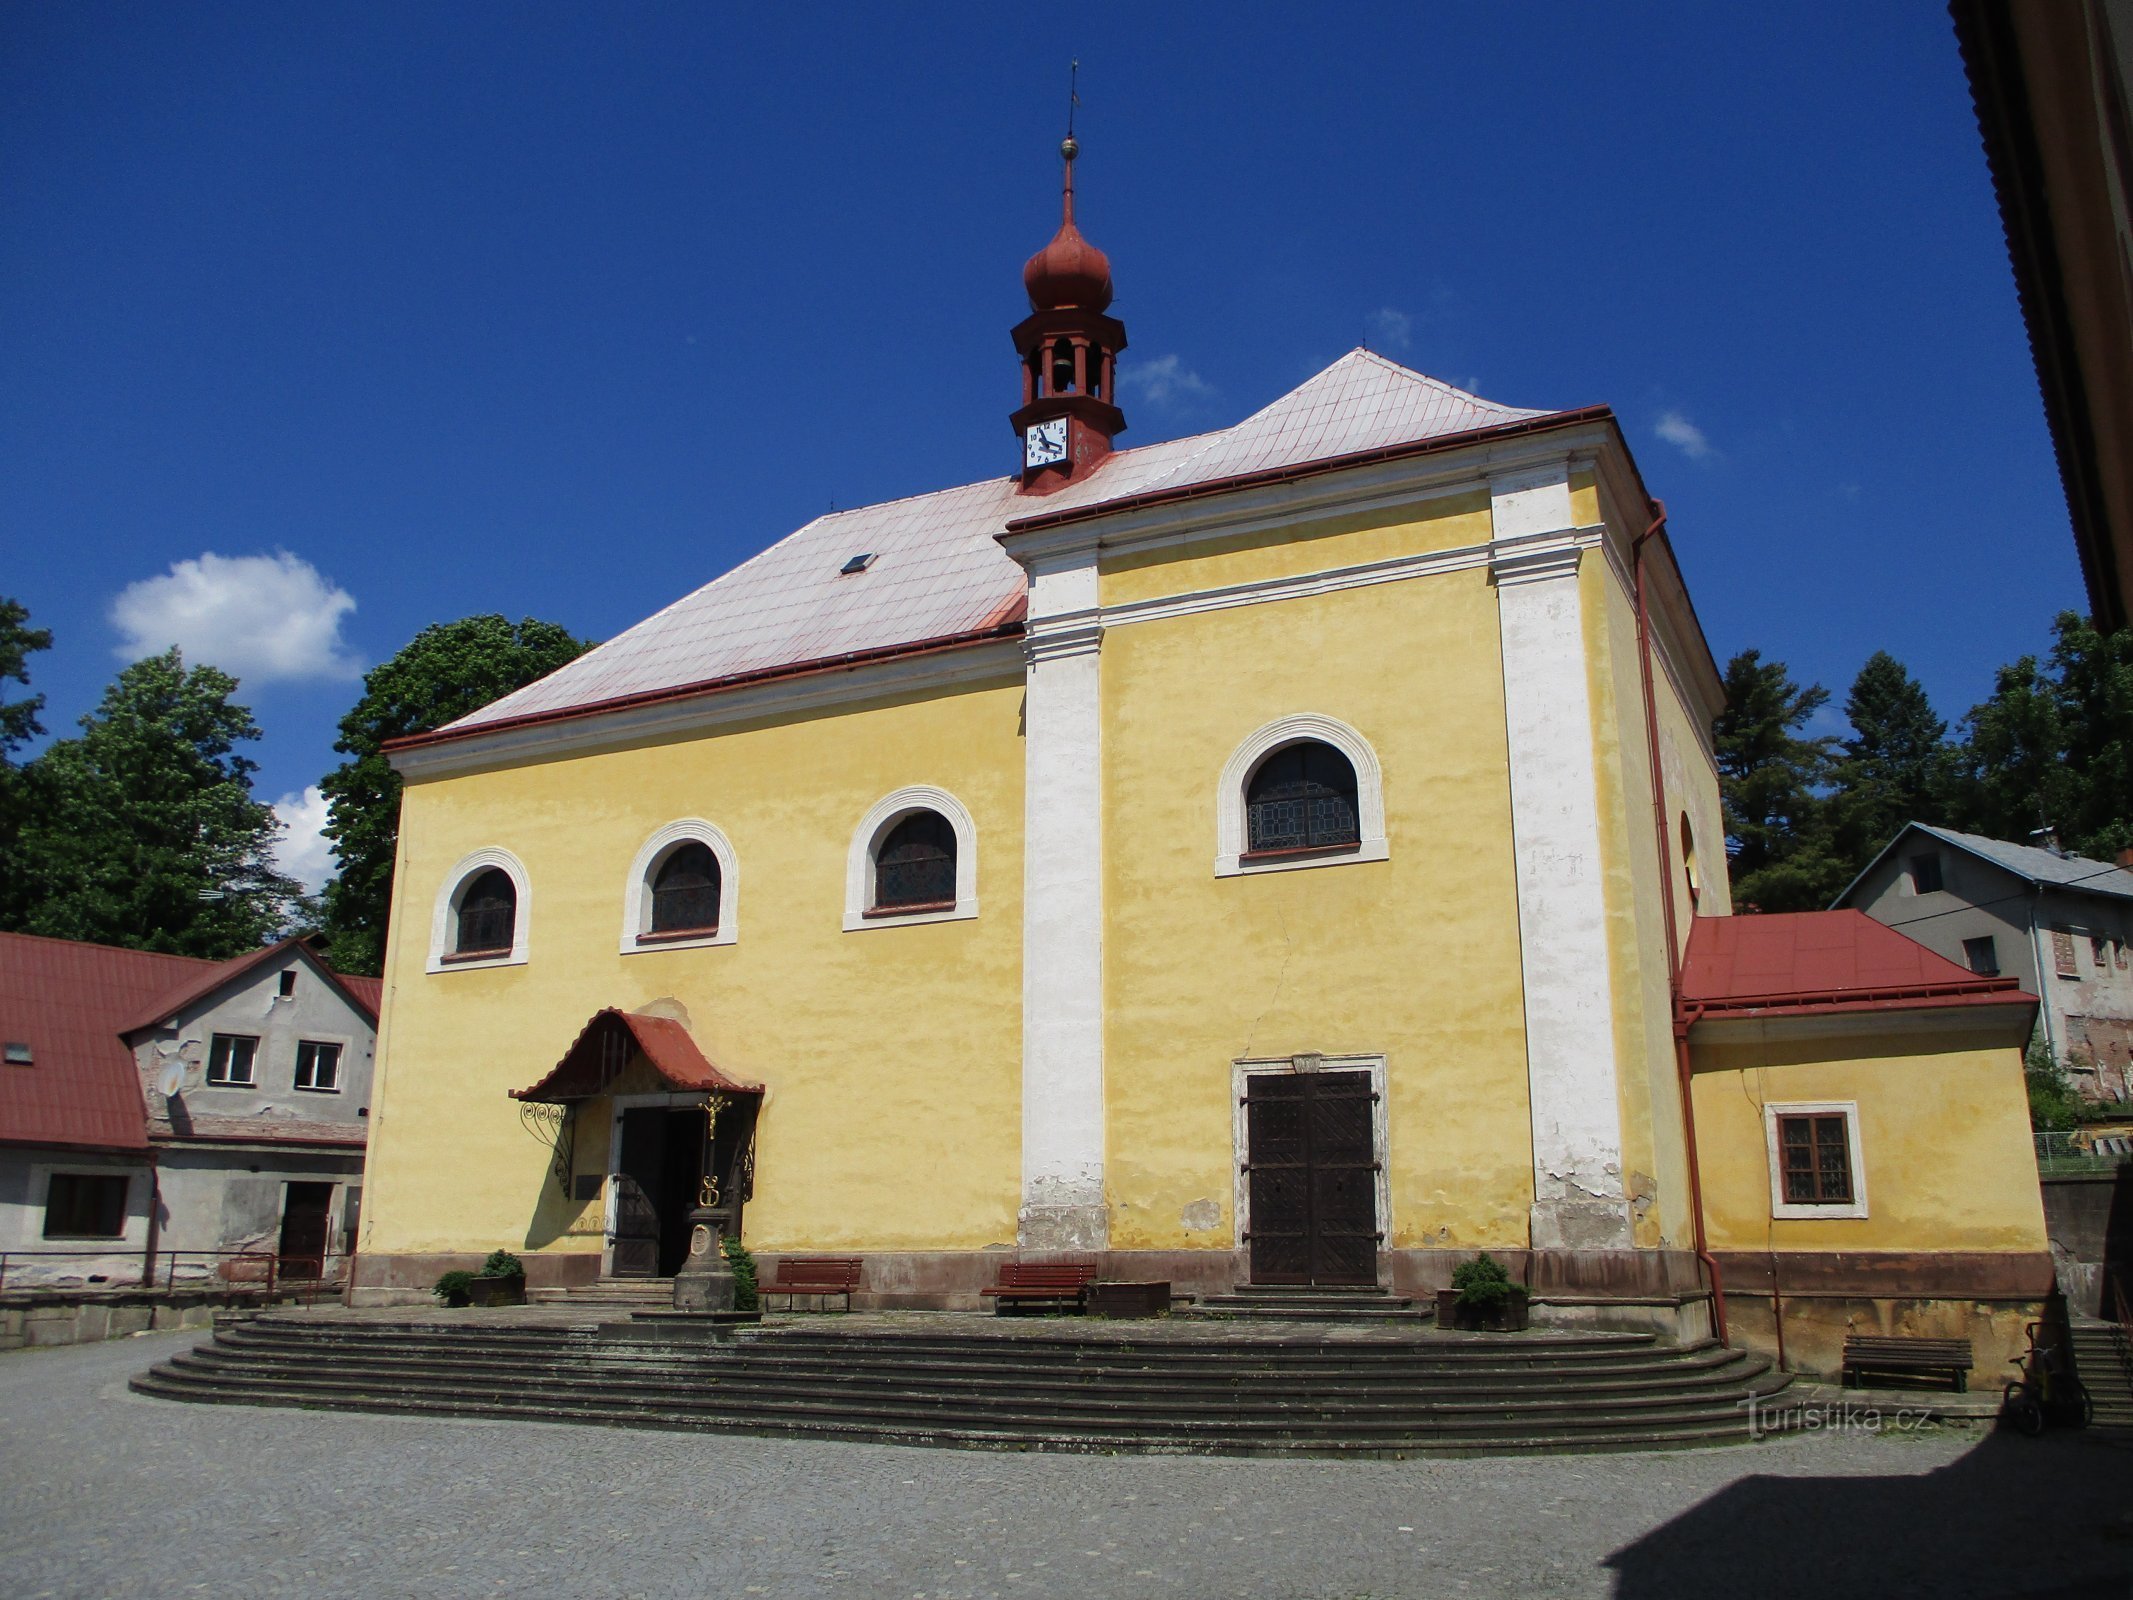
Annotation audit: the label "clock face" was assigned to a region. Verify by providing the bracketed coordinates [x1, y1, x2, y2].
[1024, 417, 1069, 469]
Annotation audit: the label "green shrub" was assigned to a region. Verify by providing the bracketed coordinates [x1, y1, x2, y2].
[2026, 1037, 2083, 1132]
[433, 1269, 475, 1305]
[1451, 1253, 1515, 1309]
[479, 1249, 525, 1281]
[722, 1235, 759, 1312]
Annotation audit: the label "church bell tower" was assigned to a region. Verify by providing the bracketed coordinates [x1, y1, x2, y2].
[1012, 136, 1128, 494]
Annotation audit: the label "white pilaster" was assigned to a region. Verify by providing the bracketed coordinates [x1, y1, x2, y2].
[1017, 551, 1108, 1249]
[1490, 464, 1634, 1251]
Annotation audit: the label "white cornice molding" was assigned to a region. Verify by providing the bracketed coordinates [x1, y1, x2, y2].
[389, 640, 1026, 782]
[1024, 618, 1103, 663]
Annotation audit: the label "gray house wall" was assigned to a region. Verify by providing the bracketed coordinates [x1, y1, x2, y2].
[129, 947, 374, 1280]
[0, 1147, 153, 1284]
[1844, 835, 2133, 1100]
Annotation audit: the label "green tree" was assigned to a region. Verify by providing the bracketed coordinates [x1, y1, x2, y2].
[15, 649, 301, 955]
[1825, 650, 1953, 872]
[1949, 612, 2133, 860]
[319, 616, 592, 975]
[1715, 649, 1846, 910]
[0, 597, 55, 927]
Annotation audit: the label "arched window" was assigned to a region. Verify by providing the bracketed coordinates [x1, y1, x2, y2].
[1215, 714, 1387, 878]
[1246, 743, 1362, 855]
[845, 786, 979, 930]
[650, 842, 721, 935]
[1679, 813, 1702, 910]
[454, 869, 516, 956]
[874, 811, 956, 911]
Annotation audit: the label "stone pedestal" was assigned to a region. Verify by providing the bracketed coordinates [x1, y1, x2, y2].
[671, 1209, 736, 1313]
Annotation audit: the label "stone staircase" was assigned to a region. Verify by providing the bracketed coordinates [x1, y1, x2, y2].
[2068, 1319, 2133, 1428]
[526, 1278, 675, 1309]
[130, 1313, 1793, 1456]
[1182, 1284, 1422, 1321]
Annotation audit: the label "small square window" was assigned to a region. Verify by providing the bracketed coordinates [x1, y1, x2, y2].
[43, 1173, 128, 1239]
[3, 1041, 31, 1066]
[1963, 936, 1999, 976]
[839, 552, 876, 575]
[278, 969, 297, 998]
[294, 1041, 341, 1093]
[1766, 1103, 1867, 1219]
[2093, 936, 2110, 969]
[1907, 853, 1943, 895]
[205, 1034, 257, 1087]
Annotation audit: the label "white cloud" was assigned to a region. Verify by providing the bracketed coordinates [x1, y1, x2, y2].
[1365, 307, 1414, 351]
[1655, 410, 1713, 460]
[271, 785, 337, 895]
[1120, 353, 1217, 411]
[110, 551, 361, 684]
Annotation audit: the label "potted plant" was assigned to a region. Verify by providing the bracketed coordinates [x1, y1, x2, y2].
[1435, 1253, 1529, 1332]
[434, 1250, 527, 1308]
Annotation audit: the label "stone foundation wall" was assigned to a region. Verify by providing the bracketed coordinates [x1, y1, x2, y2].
[0, 1288, 319, 1351]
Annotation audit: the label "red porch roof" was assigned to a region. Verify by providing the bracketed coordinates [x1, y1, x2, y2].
[1679, 911, 2034, 1020]
[511, 1009, 760, 1104]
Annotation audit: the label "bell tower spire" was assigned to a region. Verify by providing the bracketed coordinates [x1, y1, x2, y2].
[1011, 121, 1128, 494]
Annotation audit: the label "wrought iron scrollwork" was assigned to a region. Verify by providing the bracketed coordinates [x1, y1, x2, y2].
[518, 1100, 576, 1199]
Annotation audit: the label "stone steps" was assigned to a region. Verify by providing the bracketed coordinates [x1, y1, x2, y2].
[2069, 1322, 2133, 1426]
[132, 1314, 1793, 1457]
[1182, 1286, 1422, 1321]
[526, 1278, 675, 1307]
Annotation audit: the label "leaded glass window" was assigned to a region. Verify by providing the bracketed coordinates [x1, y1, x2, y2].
[874, 812, 956, 910]
[1777, 1113, 1853, 1205]
[454, 868, 516, 955]
[649, 842, 721, 934]
[1245, 742, 1361, 854]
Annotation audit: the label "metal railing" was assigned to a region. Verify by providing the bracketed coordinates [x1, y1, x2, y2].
[2034, 1131, 2133, 1175]
[0, 1246, 342, 1299]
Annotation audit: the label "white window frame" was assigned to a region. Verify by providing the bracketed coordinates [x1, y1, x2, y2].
[204, 1032, 259, 1088]
[843, 785, 979, 931]
[1230, 1052, 1391, 1252]
[1215, 714, 1388, 877]
[1764, 1100, 1869, 1220]
[427, 846, 531, 973]
[619, 819, 739, 954]
[292, 1037, 346, 1094]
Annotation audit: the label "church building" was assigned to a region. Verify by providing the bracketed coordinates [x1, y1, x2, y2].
[355, 140, 2050, 1376]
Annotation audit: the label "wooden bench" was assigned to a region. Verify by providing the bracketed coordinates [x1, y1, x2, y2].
[1842, 1335, 1974, 1392]
[759, 1256, 863, 1312]
[979, 1261, 1098, 1315]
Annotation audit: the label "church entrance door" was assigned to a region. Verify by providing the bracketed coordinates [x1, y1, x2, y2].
[1244, 1070, 1378, 1286]
[611, 1106, 706, 1277]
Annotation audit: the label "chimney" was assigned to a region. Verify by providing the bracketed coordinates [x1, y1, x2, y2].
[2117, 846, 2133, 871]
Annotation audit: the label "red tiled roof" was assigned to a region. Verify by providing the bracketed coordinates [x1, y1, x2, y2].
[0, 932, 211, 1152]
[512, 1009, 761, 1104]
[1680, 911, 2035, 1019]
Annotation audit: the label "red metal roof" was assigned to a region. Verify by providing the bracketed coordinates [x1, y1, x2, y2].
[1680, 911, 2034, 1019]
[511, 1009, 761, 1104]
[0, 932, 212, 1153]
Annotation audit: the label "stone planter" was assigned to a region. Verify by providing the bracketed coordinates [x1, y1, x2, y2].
[1434, 1286, 1530, 1332]
[464, 1275, 526, 1308]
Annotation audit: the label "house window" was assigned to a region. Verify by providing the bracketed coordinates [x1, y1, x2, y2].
[294, 1041, 342, 1093]
[43, 1173, 128, 1239]
[648, 842, 721, 936]
[2054, 927, 2080, 978]
[1777, 1114, 1854, 1205]
[1244, 742, 1362, 856]
[206, 1033, 257, 1087]
[1908, 853, 1943, 895]
[873, 811, 957, 911]
[278, 968, 297, 998]
[1963, 936, 1999, 976]
[2094, 935, 2110, 969]
[453, 868, 517, 956]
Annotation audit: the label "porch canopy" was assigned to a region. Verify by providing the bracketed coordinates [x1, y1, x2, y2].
[510, 1008, 761, 1105]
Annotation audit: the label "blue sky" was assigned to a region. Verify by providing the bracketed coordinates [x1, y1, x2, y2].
[2, 3, 2084, 887]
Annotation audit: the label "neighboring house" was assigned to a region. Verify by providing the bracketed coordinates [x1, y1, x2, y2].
[350, 144, 2051, 1380]
[0, 932, 378, 1286]
[1835, 825, 2133, 1102]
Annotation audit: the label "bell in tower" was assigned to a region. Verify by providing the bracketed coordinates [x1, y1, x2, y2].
[1011, 135, 1128, 493]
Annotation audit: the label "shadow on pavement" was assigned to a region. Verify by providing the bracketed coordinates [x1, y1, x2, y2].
[1605, 1425, 2133, 1599]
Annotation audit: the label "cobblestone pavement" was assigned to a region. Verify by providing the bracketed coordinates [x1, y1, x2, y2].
[3, 1331, 2128, 1600]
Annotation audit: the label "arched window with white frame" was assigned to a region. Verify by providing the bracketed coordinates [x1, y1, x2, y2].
[619, 821, 739, 953]
[844, 786, 979, 930]
[1215, 714, 1388, 877]
[428, 848, 532, 972]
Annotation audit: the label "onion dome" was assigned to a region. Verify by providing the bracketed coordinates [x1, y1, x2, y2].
[1022, 136, 1114, 313]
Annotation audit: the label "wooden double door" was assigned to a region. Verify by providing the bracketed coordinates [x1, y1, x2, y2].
[1244, 1070, 1380, 1286]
